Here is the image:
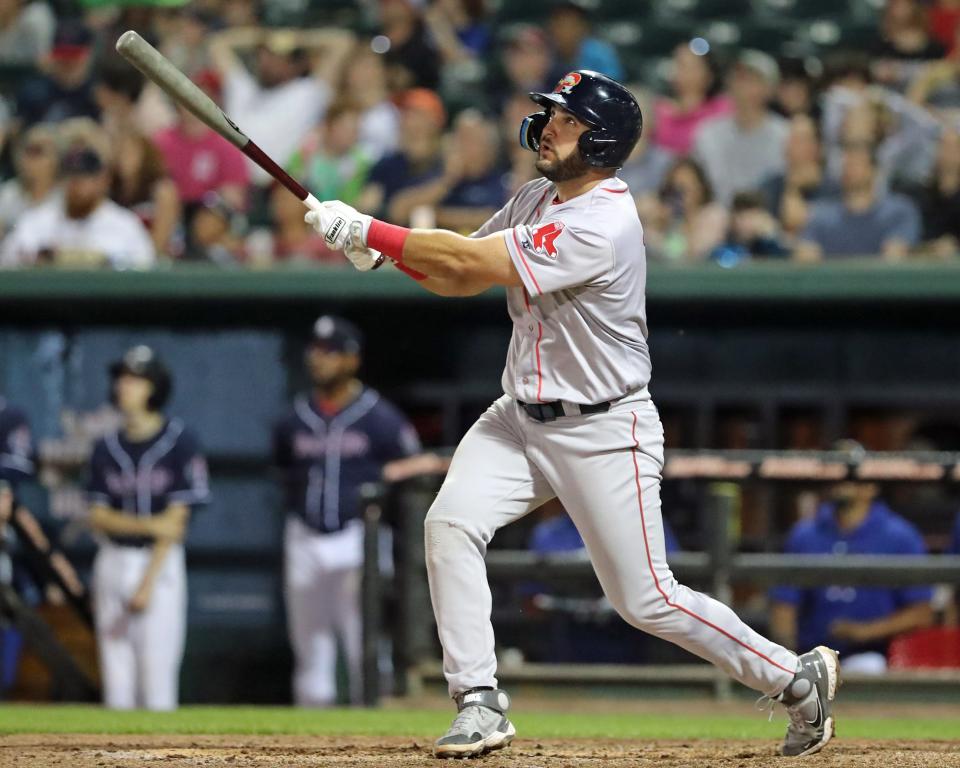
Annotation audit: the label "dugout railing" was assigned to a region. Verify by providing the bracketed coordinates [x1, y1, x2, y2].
[359, 449, 960, 706]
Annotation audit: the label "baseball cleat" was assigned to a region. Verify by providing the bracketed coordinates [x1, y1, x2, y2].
[777, 646, 841, 757]
[434, 687, 515, 759]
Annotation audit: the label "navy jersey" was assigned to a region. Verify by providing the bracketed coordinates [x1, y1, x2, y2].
[770, 501, 933, 657]
[273, 388, 421, 533]
[0, 398, 35, 488]
[87, 418, 210, 547]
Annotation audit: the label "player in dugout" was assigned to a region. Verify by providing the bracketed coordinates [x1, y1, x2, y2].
[273, 316, 439, 707]
[86, 346, 210, 710]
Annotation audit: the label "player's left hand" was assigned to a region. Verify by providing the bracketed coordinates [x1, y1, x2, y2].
[344, 221, 385, 272]
[304, 200, 371, 251]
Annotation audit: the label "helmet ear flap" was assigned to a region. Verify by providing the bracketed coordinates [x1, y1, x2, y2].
[578, 128, 622, 168]
[519, 111, 548, 152]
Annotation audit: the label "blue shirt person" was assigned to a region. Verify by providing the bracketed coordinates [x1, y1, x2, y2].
[548, 2, 624, 81]
[770, 482, 933, 670]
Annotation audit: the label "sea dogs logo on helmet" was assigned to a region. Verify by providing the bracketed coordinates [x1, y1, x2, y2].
[554, 72, 582, 94]
[530, 221, 564, 259]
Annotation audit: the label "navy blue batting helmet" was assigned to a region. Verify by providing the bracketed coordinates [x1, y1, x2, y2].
[109, 345, 172, 411]
[519, 70, 643, 169]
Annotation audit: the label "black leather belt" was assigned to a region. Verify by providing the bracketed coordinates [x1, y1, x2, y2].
[518, 399, 612, 422]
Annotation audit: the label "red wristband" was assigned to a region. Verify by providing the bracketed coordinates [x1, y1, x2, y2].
[393, 260, 427, 281]
[367, 219, 411, 262]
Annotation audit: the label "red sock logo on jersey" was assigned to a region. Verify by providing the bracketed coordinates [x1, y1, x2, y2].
[531, 221, 564, 259]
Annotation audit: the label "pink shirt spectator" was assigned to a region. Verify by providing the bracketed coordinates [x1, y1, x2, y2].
[153, 126, 249, 204]
[653, 95, 732, 156]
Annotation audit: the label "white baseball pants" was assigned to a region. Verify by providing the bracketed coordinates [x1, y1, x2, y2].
[92, 542, 186, 710]
[425, 394, 798, 699]
[284, 516, 363, 707]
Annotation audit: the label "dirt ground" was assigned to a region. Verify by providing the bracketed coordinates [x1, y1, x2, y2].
[2, 735, 960, 768]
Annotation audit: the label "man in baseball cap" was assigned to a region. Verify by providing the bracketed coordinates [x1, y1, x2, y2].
[693, 48, 788, 205]
[273, 315, 423, 706]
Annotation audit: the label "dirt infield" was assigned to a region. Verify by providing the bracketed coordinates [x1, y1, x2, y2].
[2, 735, 959, 768]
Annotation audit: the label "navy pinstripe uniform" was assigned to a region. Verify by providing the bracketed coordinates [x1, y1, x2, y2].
[274, 320, 420, 706]
[87, 417, 209, 710]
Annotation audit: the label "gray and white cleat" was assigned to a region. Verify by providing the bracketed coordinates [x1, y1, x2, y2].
[777, 646, 842, 757]
[434, 687, 515, 759]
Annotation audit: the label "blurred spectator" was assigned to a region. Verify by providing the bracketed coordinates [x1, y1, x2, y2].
[909, 127, 960, 258]
[1, 141, 155, 269]
[357, 88, 445, 223]
[110, 128, 180, 256]
[929, 0, 960, 51]
[693, 50, 787, 205]
[640, 157, 728, 263]
[161, 6, 219, 79]
[872, 0, 946, 91]
[795, 143, 921, 262]
[710, 192, 790, 266]
[16, 21, 98, 126]
[824, 87, 941, 188]
[547, 0, 623, 81]
[185, 192, 244, 264]
[774, 56, 822, 120]
[500, 92, 540, 195]
[770, 480, 933, 675]
[619, 89, 674, 199]
[760, 115, 840, 238]
[154, 100, 250, 229]
[386, 108, 506, 232]
[0, 0, 54, 65]
[336, 44, 399, 162]
[653, 44, 729, 156]
[288, 100, 373, 208]
[0, 122, 60, 239]
[424, 0, 490, 64]
[379, 0, 441, 90]
[494, 25, 561, 115]
[210, 26, 353, 186]
[907, 36, 960, 110]
[93, 53, 165, 138]
[266, 183, 341, 264]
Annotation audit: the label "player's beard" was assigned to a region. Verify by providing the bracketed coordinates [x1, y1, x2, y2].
[536, 149, 592, 183]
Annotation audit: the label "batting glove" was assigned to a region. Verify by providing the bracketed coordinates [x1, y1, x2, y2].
[304, 200, 372, 250]
[344, 221, 385, 272]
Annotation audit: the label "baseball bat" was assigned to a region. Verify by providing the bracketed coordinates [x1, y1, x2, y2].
[115, 30, 323, 213]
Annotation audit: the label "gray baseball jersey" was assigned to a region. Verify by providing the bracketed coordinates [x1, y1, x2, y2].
[473, 177, 651, 405]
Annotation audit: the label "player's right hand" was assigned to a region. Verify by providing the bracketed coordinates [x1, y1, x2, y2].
[344, 221, 385, 272]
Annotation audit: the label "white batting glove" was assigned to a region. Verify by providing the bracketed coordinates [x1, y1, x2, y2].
[304, 200, 372, 251]
[344, 221, 385, 272]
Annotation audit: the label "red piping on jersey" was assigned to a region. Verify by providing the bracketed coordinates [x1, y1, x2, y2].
[601, 186, 629, 194]
[629, 412, 796, 677]
[523, 291, 545, 402]
[511, 228, 543, 295]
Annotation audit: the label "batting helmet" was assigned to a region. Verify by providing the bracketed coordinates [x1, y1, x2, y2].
[519, 70, 643, 169]
[109, 345, 172, 411]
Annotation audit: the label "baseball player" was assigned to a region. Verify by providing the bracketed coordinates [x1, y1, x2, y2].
[273, 316, 423, 707]
[0, 398, 35, 490]
[86, 346, 209, 710]
[306, 70, 840, 758]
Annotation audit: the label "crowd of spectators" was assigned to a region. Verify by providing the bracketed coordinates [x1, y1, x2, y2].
[0, 0, 957, 268]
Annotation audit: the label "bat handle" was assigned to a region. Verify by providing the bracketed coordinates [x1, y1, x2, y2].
[241, 140, 324, 212]
[303, 193, 324, 213]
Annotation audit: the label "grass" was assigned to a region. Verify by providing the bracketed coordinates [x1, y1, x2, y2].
[0, 705, 958, 741]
